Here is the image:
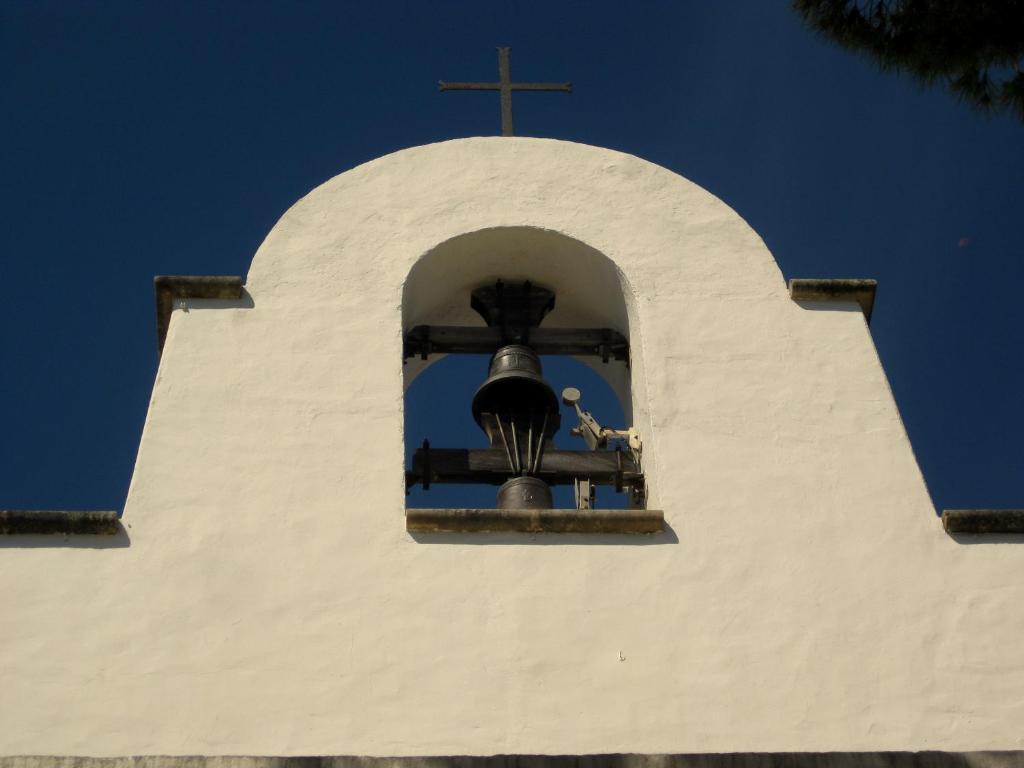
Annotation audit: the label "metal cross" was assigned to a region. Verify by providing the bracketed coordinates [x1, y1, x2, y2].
[439, 47, 571, 137]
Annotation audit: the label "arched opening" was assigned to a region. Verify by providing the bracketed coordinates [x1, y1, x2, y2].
[401, 226, 652, 511]
[405, 353, 629, 510]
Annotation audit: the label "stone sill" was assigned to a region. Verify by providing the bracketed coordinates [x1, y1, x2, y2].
[942, 509, 1024, 534]
[0, 510, 121, 535]
[407, 508, 663, 534]
[3, 755, 1024, 768]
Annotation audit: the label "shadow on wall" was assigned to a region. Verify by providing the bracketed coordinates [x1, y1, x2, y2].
[408, 522, 680, 546]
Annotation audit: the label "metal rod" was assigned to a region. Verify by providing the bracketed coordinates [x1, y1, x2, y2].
[498, 47, 514, 136]
[509, 414, 521, 475]
[495, 417, 516, 474]
[532, 411, 549, 474]
[615, 446, 623, 493]
[438, 82, 500, 91]
[527, 416, 533, 476]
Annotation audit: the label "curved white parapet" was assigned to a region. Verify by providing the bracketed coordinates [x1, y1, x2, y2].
[1, 138, 1022, 757]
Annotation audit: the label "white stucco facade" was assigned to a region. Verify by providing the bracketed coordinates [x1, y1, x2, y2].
[2, 138, 1022, 756]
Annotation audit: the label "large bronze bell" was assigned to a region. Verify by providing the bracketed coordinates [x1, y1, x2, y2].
[472, 345, 558, 431]
[471, 345, 561, 509]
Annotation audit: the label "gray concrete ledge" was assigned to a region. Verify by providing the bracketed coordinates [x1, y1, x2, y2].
[4, 754, 1024, 768]
[789, 278, 877, 324]
[943, 509, 1024, 534]
[407, 508, 663, 534]
[155, 275, 243, 355]
[0, 510, 120, 535]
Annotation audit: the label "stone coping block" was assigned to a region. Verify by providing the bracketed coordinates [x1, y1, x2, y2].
[3, 755, 1024, 768]
[943, 509, 1024, 534]
[407, 507, 663, 534]
[155, 275, 243, 354]
[789, 278, 877, 324]
[0, 509, 121, 535]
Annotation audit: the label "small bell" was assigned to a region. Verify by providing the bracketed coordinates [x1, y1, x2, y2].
[496, 476, 553, 509]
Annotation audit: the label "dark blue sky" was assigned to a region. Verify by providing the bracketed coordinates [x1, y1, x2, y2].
[1, 1, 1021, 513]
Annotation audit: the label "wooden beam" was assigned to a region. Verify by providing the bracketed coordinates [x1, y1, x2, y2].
[407, 448, 641, 488]
[403, 325, 629, 362]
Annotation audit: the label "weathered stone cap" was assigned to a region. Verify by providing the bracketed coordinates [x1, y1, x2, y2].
[155, 275, 243, 354]
[789, 278, 878, 324]
[0, 509, 120, 535]
[942, 509, 1024, 534]
[3, 753, 1024, 768]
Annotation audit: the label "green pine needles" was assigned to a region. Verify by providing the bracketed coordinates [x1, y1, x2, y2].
[793, 0, 1024, 119]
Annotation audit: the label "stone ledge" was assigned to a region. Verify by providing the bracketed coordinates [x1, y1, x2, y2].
[155, 275, 244, 355]
[0, 509, 121, 535]
[789, 278, 877, 324]
[3, 754, 1024, 768]
[943, 509, 1024, 534]
[407, 508, 663, 534]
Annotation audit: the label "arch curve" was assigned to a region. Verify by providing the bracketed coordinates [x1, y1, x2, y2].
[401, 226, 638, 421]
[245, 137, 787, 311]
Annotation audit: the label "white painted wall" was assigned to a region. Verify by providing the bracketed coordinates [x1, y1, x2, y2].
[2, 138, 1022, 756]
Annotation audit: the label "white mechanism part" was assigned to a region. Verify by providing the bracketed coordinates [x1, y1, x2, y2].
[562, 386, 642, 463]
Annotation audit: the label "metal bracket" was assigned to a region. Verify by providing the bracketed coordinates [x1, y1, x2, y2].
[574, 478, 595, 510]
[561, 387, 642, 467]
[420, 439, 431, 491]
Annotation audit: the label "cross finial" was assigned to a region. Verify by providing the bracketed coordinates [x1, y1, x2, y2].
[439, 47, 571, 137]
